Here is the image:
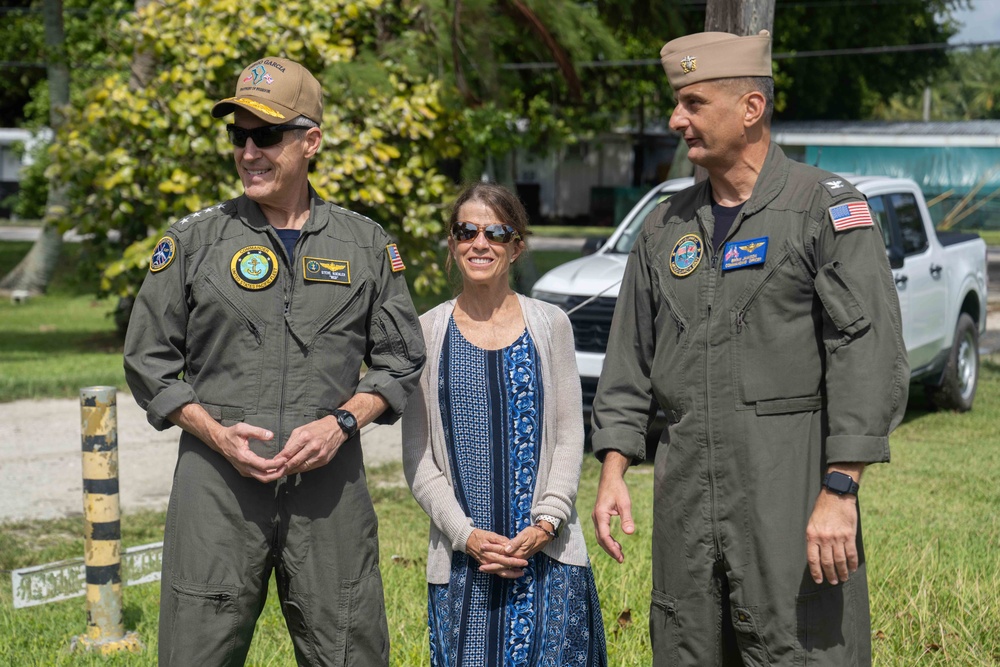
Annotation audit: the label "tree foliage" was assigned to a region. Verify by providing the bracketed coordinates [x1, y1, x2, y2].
[49, 0, 462, 298]
[872, 46, 1000, 120]
[772, 0, 965, 119]
[0, 0, 133, 127]
[44, 0, 626, 298]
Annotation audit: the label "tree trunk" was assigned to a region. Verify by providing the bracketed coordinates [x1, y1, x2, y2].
[0, 0, 69, 298]
[693, 0, 775, 183]
[130, 0, 156, 90]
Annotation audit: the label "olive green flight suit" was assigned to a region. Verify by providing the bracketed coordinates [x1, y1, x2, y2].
[592, 144, 908, 666]
[124, 189, 426, 667]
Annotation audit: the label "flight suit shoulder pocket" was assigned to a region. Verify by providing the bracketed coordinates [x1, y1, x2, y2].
[814, 262, 870, 339]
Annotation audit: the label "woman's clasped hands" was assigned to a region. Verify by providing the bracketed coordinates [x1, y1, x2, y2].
[466, 526, 553, 579]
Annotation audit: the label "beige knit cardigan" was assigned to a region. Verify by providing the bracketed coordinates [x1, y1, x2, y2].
[402, 294, 592, 584]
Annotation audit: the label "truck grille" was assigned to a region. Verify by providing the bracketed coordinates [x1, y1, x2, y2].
[567, 296, 618, 353]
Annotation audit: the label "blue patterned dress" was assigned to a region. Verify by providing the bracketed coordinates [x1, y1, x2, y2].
[428, 317, 607, 667]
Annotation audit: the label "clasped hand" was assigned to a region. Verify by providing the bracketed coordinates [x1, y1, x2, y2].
[466, 527, 552, 579]
[215, 415, 346, 482]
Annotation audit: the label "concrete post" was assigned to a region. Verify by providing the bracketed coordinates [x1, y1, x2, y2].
[71, 386, 142, 655]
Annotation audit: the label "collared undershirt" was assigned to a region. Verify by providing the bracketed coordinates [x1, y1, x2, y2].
[275, 228, 301, 263]
[711, 200, 745, 252]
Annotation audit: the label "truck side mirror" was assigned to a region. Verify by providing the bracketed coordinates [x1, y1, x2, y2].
[886, 246, 904, 270]
[582, 237, 605, 256]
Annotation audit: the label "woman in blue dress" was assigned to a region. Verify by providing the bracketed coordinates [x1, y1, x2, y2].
[403, 183, 607, 666]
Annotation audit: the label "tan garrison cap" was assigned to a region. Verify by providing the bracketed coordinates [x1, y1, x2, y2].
[212, 57, 323, 125]
[660, 30, 772, 90]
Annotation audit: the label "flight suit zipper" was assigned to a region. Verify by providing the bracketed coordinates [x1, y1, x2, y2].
[699, 219, 725, 562]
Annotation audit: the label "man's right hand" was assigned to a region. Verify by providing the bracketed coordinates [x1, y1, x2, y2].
[592, 450, 635, 564]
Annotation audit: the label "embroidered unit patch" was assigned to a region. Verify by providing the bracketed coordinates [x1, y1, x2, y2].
[669, 233, 703, 277]
[149, 236, 176, 273]
[386, 243, 406, 272]
[722, 236, 769, 271]
[303, 257, 351, 284]
[829, 201, 874, 232]
[231, 245, 278, 290]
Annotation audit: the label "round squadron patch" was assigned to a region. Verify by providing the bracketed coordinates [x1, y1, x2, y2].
[231, 245, 278, 290]
[669, 233, 703, 277]
[149, 236, 176, 273]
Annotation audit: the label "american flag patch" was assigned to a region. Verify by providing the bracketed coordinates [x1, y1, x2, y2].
[386, 243, 405, 272]
[828, 201, 874, 232]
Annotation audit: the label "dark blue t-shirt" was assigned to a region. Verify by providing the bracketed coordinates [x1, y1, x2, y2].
[275, 228, 301, 263]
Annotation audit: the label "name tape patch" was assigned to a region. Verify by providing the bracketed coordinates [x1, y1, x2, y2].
[722, 236, 769, 271]
[303, 257, 351, 284]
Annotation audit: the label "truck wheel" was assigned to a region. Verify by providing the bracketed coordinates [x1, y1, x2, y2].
[928, 313, 979, 412]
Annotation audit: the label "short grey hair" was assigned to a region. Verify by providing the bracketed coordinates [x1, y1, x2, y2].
[287, 115, 320, 129]
[721, 76, 774, 126]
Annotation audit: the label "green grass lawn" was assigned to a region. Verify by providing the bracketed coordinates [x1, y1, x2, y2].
[2, 238, 998, 664]
[2, 359, 998, 665]
[0, 241, 579, 402]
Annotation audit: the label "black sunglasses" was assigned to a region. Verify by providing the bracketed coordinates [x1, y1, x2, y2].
[451, 221, 520, 244]
[226, 123, 303, 148]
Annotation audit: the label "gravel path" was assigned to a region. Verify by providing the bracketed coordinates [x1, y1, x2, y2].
[0, 393, 402, 523]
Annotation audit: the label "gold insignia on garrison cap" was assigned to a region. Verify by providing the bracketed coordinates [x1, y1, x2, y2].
[660, 30, 772, 90]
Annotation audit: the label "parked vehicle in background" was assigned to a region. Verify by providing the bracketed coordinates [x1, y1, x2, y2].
[532, 175, 988, 422]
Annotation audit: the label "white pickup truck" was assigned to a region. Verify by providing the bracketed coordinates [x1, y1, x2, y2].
[532, 175, 989, 413]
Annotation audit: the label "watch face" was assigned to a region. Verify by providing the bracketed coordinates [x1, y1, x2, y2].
[336, 410, 357, 435]
[825, 472, 855, 494]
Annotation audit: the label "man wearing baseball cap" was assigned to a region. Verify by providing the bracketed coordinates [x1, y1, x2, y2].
[125, 57, 425, 666]
[591, 32, 907, 665]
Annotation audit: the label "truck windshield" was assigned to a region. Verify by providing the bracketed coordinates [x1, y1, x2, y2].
[608, 193, 676, 254]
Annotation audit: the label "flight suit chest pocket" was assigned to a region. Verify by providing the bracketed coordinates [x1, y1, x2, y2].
[651, 264, 694, 412]
[731, 244, 823, 407]
[187, 270, 266, 412]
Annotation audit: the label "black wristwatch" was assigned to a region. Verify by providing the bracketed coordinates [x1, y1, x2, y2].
[823, 471, 859, 496]
[333, 409, 358, 439]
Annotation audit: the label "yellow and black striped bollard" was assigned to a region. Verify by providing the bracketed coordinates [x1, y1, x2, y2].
[71, 386, 142, 654]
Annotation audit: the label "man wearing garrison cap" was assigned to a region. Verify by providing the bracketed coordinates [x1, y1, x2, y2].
[125, 57, 425, 665]
[592, 31, 907, 665]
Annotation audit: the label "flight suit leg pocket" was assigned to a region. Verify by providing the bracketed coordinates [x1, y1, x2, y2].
[650, 589, 681, 666]
[343, 568, 389, 666]
[164, 579, 241, 665]
[796, 579, 859, 666]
